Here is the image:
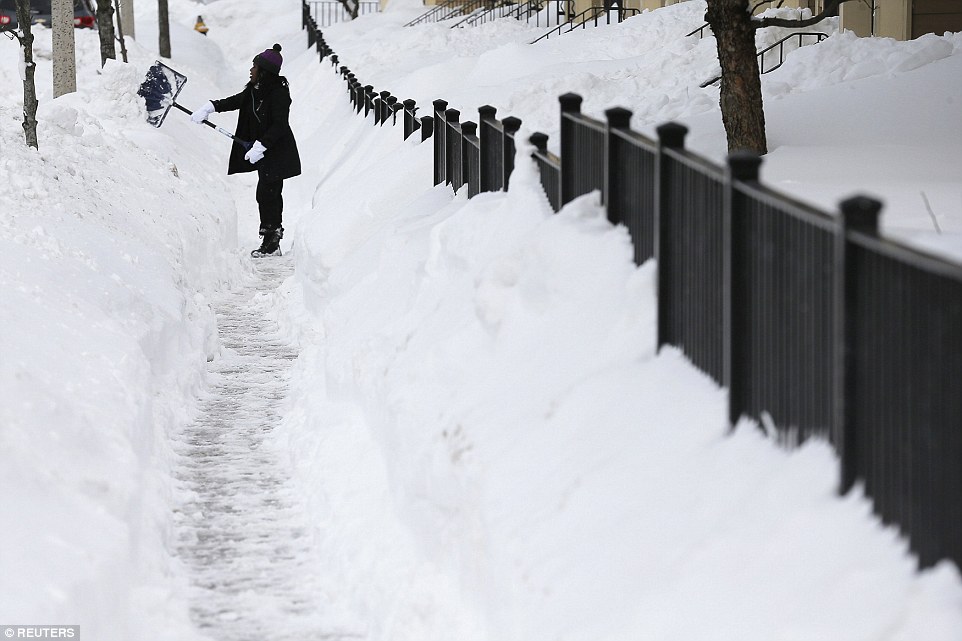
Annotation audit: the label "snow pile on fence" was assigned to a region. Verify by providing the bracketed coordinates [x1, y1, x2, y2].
[272, 14, 962, 639]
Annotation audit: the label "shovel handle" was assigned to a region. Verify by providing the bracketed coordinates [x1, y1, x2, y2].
[173, 103, 254, 151]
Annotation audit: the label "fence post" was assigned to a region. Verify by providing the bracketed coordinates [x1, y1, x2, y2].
[724, 151, 763, 427]
[654, 122, 688, 352]
[462, 121, 478, 196]
[530, 132, 559, 208]
[403, 99, 418, 140]
[376, 91, 389, 125]
[386, 96, 398, 126]
[835, 195, 882, 494]
[364, 85, 375, 118]
[380, 92, 392, 125]
[331, 54, 339, 68]
[559, 93, 582, 207]
[502, 116, 522, 190]
[433, 100, 448, 185]
[478, 105, 497, 192]
[445, 108, 461, 187]
[604, 107, 632, 226]
[421, 115, 434, 142]
[373, 94, 383, 125]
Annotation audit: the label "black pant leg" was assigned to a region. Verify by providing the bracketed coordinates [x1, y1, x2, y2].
[255, 173, 285, 230]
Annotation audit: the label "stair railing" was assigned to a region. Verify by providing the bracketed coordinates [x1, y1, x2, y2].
[686, 22, 710, 38]
[453, 0, 574, 29]
[699, 31, 828, 87]
[405, 0, 477, 26]
[530, 5, 639, 43]
[305, 0, 380, 26]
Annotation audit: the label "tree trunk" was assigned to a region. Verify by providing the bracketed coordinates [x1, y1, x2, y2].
[95, 0, 117, 66]
[14, 0, 39, 149]
[52, 0, 77, 98]
[707, 0, 767, 154]
[157, 0, 170, 58]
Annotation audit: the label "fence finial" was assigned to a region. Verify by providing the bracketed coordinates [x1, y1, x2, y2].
[479, 105, 497, 121]
[502, 116, 522, 135]
[445, 108, 461, 123]
[656, 122, 688, 149]
[529, 132, 549, 153]
[420, 116, 434, 141]
[727, 151, 762, 182]
[559, 93, 583, 114]
[605, 107, 632, 129]
[839, 196, 882, 232]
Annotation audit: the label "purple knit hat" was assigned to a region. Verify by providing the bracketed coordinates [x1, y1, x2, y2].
[254, 44, 283, 75]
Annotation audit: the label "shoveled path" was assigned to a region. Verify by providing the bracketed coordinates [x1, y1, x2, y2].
[171, 256, 350, 641]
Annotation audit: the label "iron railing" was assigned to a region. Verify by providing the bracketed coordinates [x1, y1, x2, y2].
[306, 7, 962, 574]
[531, 5, 639, 43]
[686, 22, 711, 38]
[701, 31, 829, 87]
[453, 0, 574, 29]
[405, 0, 491, 26]
[305, 0, 380, 27]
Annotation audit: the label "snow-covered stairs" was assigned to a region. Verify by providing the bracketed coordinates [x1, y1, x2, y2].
[171, 257, 347, 641]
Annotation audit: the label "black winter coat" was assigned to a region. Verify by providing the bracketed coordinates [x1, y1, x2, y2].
[212, 77, 301, 181]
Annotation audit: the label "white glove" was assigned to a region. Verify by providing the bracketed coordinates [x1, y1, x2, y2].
[190, 101, 215, 124]
[245, 140, 267, 164]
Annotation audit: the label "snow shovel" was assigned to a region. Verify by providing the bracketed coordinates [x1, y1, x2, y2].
[137, 61, 253, 151]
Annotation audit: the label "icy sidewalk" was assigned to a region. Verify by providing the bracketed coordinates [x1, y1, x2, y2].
[170, 257, 347, 641]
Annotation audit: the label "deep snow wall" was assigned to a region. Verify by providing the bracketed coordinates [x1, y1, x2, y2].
[273, 52, 962, 641]
[0, 24, 244, 641]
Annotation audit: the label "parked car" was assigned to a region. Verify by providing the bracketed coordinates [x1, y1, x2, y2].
[0, 0, 97, 30]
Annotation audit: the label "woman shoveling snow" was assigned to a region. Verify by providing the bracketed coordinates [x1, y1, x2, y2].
[191, 44, 302, 257]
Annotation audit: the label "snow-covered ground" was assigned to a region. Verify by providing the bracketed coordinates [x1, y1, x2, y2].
[1, 0, 960, 639]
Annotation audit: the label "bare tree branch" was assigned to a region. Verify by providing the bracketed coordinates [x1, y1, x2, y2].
[752, 0, 852, 29]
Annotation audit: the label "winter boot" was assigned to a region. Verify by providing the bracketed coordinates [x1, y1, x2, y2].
[251, 228, 282, 258]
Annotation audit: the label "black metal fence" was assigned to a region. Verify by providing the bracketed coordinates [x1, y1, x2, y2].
[305, 0, 380, 27]
[303, 9, 962, 572]
[453, 0, 575, 29]
[531, 5, 640, 43]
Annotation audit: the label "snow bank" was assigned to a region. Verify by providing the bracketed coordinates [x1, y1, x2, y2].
[272, 57, 962, 640]
[0, 23, 243, 641]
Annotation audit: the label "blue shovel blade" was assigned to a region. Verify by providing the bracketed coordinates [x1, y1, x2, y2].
[138, 61, 188, 128]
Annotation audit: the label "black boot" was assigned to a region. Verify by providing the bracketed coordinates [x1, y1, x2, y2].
[251, 227, 282, 258]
